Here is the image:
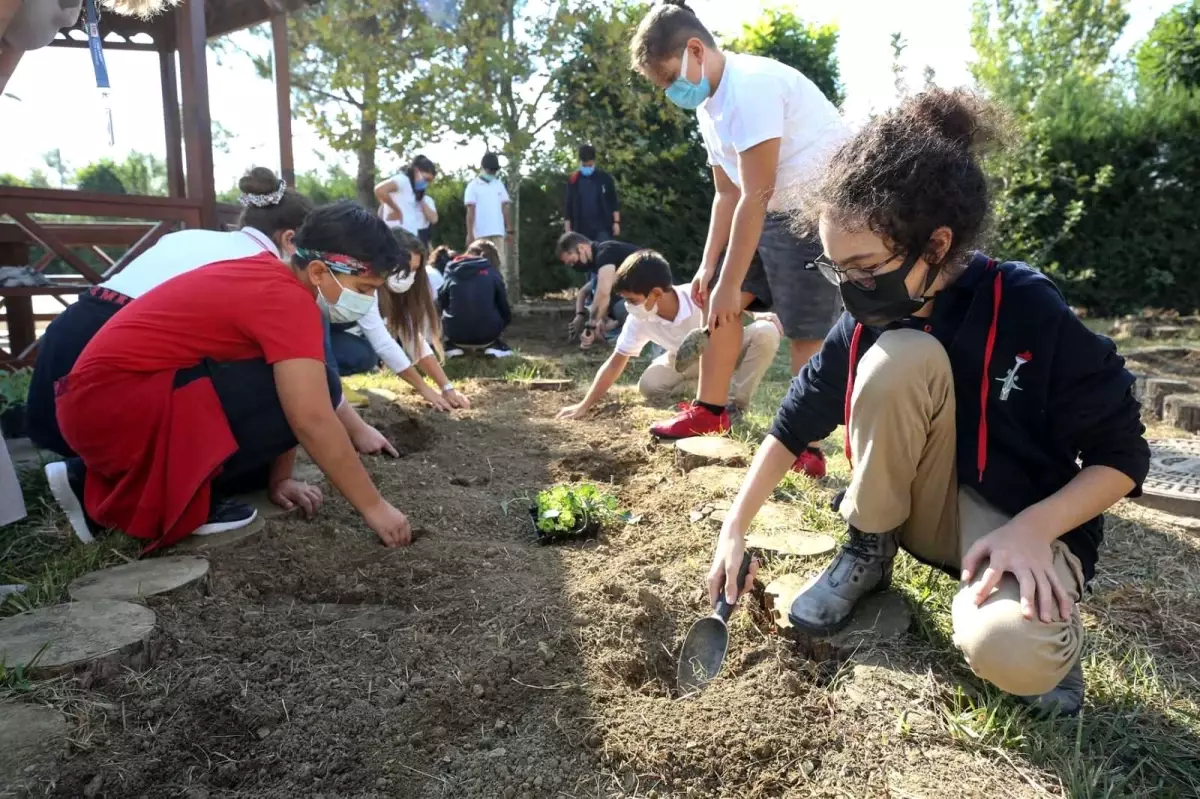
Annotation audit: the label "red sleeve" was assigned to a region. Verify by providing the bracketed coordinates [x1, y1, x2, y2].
[239, 271, 325, 365]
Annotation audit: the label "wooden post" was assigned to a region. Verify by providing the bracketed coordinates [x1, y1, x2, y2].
[175, 0, 216, 228]
[159, 49, 186, 200]
[270, 12, 294, 187]
[0, 44, 22, 97]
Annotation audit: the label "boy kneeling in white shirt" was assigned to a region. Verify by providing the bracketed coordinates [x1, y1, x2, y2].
[558, 250, 780, 421]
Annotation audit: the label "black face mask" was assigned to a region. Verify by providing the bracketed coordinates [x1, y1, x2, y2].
[839, 251, 939, 327]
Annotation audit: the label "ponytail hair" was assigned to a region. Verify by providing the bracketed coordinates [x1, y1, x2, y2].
[378, 227, 445, 362]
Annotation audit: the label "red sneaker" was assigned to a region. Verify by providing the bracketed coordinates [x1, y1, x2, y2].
[650, 402, 730, 439]
[792, 448, 827, 479]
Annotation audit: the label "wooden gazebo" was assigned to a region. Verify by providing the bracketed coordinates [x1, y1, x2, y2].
[0, 0, 309, 366]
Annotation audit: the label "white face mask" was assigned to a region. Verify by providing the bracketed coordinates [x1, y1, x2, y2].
[319, 273, 375, 324]
[387, 270, 417, 294]
[625, 297, 659, 322]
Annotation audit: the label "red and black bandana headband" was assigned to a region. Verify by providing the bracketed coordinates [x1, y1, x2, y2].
[295, 247, 371, 276]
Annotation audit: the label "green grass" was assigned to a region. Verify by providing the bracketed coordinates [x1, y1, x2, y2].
[0, 467, 140, 621]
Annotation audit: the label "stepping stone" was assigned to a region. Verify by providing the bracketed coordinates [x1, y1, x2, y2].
[675, 437, 750, 472]
[685, 465, 747, 495]
[746, 530, 837, 557]
[1135, 438, 1200, 518]
[68, 556, 209, 602]
[0, 600, 156, 677]
[762, 574, 910, 661]
[1163, 394, 1200, 433]
[342, 387, 370, 408]
[364, 387, 400, 404]
[1143, 378, 1192, 418]
[517, 378, 573, 391]
[175, 516, 266, 553]
[0, 703, 68, 792]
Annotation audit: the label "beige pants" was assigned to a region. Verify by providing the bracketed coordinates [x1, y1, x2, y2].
[638, 319, 781, 409]
[839, 328, 1084, 696]
[481, 234, 507, 270]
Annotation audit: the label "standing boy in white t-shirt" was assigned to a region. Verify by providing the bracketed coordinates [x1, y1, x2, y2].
[557, 250, 780, 421]
[630, 1, 848, 478]
[464, 152, 513, 269]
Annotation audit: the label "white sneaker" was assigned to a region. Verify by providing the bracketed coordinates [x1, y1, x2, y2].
[45, 460, 95, 544]
[445, 348, 465, 359]
[484, 348, 513, 358]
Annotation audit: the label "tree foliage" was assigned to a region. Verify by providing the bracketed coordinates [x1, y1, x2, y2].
[725, 8, 843, 105]
[1136, 0, 1200, 93]
[263, 0, 444, 206]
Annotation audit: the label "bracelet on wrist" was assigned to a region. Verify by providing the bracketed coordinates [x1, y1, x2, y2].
[441, 383, 455, 393]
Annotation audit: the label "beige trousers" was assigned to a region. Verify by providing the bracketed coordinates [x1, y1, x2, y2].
[839, 329, 1084, 696]
[638, 319, 781, 409]
[481, 235, 507, 270]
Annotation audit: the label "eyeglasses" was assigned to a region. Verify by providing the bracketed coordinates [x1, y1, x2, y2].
[805, 251, 905, 291]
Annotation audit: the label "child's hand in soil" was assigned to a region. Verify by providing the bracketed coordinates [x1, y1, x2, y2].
[420, 385, 455, 412]
[443, 388, 471, 409]
[556, 402, 589, 421]
[270, 479, 323, 519]
[365, 502, 412, 547]
[350, 423, 400, 458]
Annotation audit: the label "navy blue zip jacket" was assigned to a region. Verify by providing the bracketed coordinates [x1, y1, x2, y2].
[770, 253, 1149, 581]
[438, 255, 511, 346]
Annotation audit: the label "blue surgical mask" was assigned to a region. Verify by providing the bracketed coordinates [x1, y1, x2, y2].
[481, 173, 497, 183]
[414, 177, 429, 191]
[580, 166, 595, 177]
[318, 274, 375, 324]
[665, 47, 711, 110]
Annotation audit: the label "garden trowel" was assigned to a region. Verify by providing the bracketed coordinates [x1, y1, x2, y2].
[676, 551, 753, 696]
[673, 326, 710, 374]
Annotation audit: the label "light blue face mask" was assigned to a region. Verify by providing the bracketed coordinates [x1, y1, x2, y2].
[579, 166, 595, 177]
[481, 173, 497, 183]
[414, 177, 429, 191]
[665, 47, 710, 110]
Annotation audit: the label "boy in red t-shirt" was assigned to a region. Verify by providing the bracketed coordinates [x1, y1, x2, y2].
[47, 202, 414, 550]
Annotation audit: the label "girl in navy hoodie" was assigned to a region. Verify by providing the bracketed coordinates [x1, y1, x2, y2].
[709, 89, 1149, 717]
[439, 240, 513, 357]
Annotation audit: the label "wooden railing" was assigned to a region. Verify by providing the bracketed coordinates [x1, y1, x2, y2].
[0, 187, 207, 366]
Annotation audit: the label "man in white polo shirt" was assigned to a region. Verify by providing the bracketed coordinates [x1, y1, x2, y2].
[464, 152, 513, 268]
[557, 250, 779, 420]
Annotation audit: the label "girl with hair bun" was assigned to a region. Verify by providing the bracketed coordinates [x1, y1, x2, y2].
[630, 1, 849, 471]
[29, 167, 396, 463]
[708, 90, 1149, 718]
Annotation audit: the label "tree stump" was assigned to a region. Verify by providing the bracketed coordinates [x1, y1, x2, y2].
[0, 600, 156, 677]
[68, 556, 210, 602]
[175, 516, 266, 553]
[746, 530, 837, 558]
[675, 437, 750, 472]
[1151, 325, 1188, 340]
[1136, 438, 1200, 517]
[1114, 319, 1152, 338]
[763, 574, 910, 661]
[1144, 378, 1191, 418]
[1163, 394, 1200, 433]
[0, 703, 68, 792]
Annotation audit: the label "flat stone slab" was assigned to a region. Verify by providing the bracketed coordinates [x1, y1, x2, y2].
[685, 465, 747, 495]
[174, 516, 266, 553]
[746, 530, 837, 557]
[68, 556, 209, 602]
[763, 574, 910, 660]
[1135, 438, 1200, 518]
[675, 436, 750, 471]
[0, 703, 68, 793]
[0, 600, 156, 676]
[517, 378, 573, 391]
[4, 437, 55, 470]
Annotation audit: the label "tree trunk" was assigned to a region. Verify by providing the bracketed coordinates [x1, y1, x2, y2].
[505, 167, 521, 302]
[356, 67, 380, 209]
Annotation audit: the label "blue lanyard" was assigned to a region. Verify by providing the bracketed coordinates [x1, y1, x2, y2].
[85, 0, 110, 90]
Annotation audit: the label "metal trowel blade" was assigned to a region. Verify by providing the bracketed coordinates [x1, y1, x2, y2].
[676, 616, 729, 696]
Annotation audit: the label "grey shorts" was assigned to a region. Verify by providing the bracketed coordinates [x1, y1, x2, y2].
[739, 213, 842, 341]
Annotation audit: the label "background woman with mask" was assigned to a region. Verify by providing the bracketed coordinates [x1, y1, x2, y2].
[630, 0, 848, 478]
[337, 229, 471, 411]
[27, 167, 395, 463]
[47, 202, 415, 551]
[375, 154, 439, 237]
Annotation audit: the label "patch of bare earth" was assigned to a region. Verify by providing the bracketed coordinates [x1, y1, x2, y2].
[20, 318, 1200, 798]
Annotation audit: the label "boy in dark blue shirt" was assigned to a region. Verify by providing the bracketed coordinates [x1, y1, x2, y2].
[709, 90, 1148, 718]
